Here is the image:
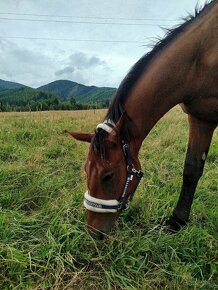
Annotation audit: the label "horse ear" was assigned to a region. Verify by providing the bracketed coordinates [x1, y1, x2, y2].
[107, 111, 127, 143]
[111, 111, 127, 136]
[65, 130, 94, 143]
[114, 111, 127, 135]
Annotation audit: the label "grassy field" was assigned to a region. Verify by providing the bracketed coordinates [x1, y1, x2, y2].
[0, 107, 217, 290]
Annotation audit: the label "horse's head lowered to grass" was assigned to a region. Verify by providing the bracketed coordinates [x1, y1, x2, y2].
[68, 112, 144, 239]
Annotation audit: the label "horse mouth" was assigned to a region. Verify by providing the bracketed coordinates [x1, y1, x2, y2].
[88, 227, 108, 240]
[86, 211, 118, 239]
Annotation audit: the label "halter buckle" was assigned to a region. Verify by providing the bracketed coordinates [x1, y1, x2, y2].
[127, 165, 144, 178]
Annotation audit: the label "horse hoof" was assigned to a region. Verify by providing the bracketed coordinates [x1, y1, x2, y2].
[165, 214, 187, 233]
[165, 218, 182, 233]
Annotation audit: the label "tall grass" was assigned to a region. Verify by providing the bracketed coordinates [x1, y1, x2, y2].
[0, 107, 217, 289]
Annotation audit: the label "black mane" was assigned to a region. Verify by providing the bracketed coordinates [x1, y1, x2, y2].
[106, 0, 216, 124]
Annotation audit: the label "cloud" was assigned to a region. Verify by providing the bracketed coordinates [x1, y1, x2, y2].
[54, 51, 113, 86]
[55, 66, 75, 76]
[0, 39, 55, 87]
[0, 40, 130, 88]
[69, 52, 106, 69]
[0, 40, 114, 87]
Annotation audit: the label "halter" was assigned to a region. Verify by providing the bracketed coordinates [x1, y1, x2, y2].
[83, 120, 144, 213]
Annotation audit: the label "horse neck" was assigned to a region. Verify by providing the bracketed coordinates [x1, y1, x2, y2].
[122, 1, 218, 153]
[124, 26, 202, 152]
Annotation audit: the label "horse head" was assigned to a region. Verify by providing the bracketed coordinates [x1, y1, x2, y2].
[68, 113, 143, 239]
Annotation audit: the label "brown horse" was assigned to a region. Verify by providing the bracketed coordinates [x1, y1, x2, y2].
[68, 0, 218, 239]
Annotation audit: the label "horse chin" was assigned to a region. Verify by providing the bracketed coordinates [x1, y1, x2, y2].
[87, 211, 118, 240]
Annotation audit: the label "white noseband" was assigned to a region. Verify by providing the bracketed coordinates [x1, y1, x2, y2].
[84, 191, 119, 213]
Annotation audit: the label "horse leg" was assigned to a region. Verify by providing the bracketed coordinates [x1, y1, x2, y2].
[166, 115, 216, 232]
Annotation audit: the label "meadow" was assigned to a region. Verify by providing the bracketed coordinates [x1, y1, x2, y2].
[0, 107, 217, 289]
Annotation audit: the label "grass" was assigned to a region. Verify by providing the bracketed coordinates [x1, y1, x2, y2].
[0, 107, 217, 289]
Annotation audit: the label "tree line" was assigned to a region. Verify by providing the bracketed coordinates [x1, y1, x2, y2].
[0, 89, 110, 112]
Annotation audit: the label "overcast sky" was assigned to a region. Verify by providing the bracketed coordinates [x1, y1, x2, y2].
[0, 0, 206, 88]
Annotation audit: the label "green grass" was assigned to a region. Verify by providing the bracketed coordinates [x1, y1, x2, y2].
[0, 108, 217, 289]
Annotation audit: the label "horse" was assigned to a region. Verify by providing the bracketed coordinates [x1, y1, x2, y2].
[68, 0, 218, 239]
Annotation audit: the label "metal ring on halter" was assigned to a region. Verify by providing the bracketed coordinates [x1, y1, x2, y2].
[127, 164, 134, 173]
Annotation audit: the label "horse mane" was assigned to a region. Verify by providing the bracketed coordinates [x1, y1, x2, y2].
[106, 0, 216, 126]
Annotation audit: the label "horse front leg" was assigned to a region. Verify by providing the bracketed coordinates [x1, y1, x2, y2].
[166, 115, 216, 232]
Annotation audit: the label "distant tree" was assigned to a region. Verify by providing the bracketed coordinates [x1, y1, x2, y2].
[53, 97, 60, 105]
[38, 91, 49, 99]
[0, 102, 4, 111]
[104, 99, 110, 108]
[70, 97, 76, 104]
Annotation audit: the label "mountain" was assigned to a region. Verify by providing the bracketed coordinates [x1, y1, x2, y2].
[0, 79, 28, 90]
[0, 79, 117, 111]
[38, 80, 116, 104]
[0, 86, 111, 112]
[0, 87, 62, 111]
[0, 87, 54, 105]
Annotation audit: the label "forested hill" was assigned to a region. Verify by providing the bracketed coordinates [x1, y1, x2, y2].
[38, 80, 116, 104]
[0, 79, 117, 112]
[0, 79, 28, 90]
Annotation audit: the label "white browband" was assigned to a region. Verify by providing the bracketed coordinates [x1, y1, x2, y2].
[84, 191, 119, 213]
[96, 119, 115, 133]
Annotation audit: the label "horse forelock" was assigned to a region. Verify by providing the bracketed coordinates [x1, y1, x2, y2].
[92, 129, 108, 160]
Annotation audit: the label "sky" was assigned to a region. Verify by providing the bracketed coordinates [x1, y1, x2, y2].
[0, 0, 206, 88]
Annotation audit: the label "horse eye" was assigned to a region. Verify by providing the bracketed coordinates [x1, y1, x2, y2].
[101, 171, 114, 182]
